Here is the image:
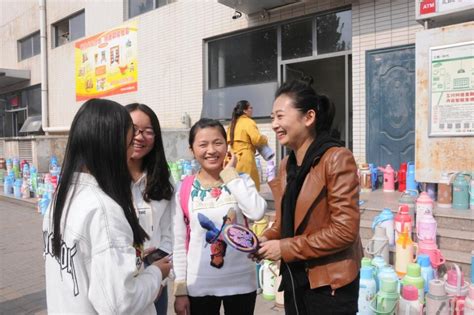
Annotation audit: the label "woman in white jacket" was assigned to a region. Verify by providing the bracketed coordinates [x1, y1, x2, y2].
[43, 99, 171, 314]
[126, 103, 174, 315]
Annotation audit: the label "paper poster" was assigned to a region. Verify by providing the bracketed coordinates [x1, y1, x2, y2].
[75, 22, 137, 101]
[429, 41, 474, 136]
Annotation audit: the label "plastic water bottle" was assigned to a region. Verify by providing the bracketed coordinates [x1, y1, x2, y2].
[401, 263, 425, 303]
[417, 254, 434, 293]
[4, 176, 14, 195]
[14, 179, 22, 198]
[357, 266, 376, 315]
[398, 285, 423, 315]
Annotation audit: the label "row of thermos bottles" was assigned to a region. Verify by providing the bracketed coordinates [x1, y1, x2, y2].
[361, 189, 473, 314]
[358, 162, 473, 210]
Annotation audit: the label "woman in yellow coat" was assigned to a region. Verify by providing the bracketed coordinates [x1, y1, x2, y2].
[227, 100, 268, 191]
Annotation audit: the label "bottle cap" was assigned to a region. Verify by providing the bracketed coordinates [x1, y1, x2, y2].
[361, 257, 372, 268]
[428, 279, 446, 296]
[381, 278, 398, 293]
[417, 254, 431, 267]
[402, 285, 418, 301]
[406, 263, 421, 277]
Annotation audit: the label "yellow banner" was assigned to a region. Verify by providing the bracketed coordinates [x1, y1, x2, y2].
[75, 22, 138, 101]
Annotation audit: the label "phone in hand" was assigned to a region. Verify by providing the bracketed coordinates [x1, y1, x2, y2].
[144, 248, 170, 265]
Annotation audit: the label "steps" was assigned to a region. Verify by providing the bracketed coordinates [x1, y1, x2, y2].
[360, 191, 473, 279]
[261, 185, 473, 280]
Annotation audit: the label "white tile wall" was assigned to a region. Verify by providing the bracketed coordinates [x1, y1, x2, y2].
[2, 0, 424, 166]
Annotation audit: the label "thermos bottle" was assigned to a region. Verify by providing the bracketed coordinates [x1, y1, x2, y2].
[378, 164, 397, 192]
[398, 162, 407, 192]
[416, 192, 433, 229]
[406, 162, 417, 191]
[437, 172, 453, 208]
[452, 173, 470, 210]
[394, 205, 412, 241]
[372, 208, 395, 246]
[395, 230, 417, 277]
[365, 226, 390, 264]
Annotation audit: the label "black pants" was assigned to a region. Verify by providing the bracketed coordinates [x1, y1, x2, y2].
[189, 291, 256, 315]
[284, 275, 359, 315]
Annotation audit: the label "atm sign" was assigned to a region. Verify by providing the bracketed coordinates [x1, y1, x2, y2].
[420, 0, 436, 15]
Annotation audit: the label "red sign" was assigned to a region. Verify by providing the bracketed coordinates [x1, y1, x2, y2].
[420, 0, 436, 15]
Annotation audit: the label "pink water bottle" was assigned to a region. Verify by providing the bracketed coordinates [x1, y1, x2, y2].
[378, 164, 396, 192]
[394, 205, 412, 241]
[417, 211, 437, 241]
[416, 192, 433, 229]
[418, 239, 446, 269]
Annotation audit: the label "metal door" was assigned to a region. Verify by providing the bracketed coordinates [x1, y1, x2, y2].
[366, 45, 415, 168]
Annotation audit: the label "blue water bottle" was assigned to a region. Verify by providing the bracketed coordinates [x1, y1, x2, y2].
[417, 254, 434, 293]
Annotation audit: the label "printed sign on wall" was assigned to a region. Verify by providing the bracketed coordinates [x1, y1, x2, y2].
[75, 22, 138, 101]
[429, 41, 474, 137]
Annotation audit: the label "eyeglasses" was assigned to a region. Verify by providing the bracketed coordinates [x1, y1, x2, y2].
[133, 126, 155, 138]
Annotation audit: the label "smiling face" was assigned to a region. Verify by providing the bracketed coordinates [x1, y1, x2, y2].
[130, 110, 155, 161]
[271, 94, 316, 151]
[191, 126, 227, 174]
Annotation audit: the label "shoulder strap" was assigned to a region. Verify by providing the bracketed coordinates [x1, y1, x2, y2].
[180, 175, 195, 253]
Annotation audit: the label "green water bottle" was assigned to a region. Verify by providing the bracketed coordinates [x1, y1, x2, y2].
[401, 263, 424, 304]
[374, 278, 399, 314]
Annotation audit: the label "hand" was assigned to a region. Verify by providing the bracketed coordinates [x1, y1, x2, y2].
[257, 239, 281, 261]
[151, 256, 172, 279]
[248, 236, 268, 262]
[175, 296, 191, 315]
[223, 148, 237, 169]
[143, 246, 156, 257]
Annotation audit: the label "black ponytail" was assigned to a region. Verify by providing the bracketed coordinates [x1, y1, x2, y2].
[229, 100, 250, 146]
[275, 79, 335, 133]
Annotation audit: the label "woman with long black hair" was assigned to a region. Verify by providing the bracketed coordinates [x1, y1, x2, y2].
[43, 99, 171, 314]
[126, 103, 174, 315]
[257, 79, 362, 315]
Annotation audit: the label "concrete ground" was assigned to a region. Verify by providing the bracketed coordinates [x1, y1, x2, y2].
[0, 196, 282, 314]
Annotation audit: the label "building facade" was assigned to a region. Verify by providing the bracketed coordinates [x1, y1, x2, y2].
[1, 0, 472, 177]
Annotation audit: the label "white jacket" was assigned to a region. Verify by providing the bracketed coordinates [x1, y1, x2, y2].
[131, 173, 173, 253]
[43, 173, 161, 315]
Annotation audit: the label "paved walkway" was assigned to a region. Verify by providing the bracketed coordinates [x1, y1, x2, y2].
[0, 197, 46, 314]
[0, 196, 282, 314]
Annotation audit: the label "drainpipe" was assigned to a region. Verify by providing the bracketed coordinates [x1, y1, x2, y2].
[39, 0, 69, 133]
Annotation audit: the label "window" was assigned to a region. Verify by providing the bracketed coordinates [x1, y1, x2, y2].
[316, 10, 352, 54]
[128, 0, 172, 18]
[282, 19, 313, 60]
[18, 31, 40, 61]
[53, 10, 85, 47]
[0, 85, 42, 137]
[208, 27, 278, 89]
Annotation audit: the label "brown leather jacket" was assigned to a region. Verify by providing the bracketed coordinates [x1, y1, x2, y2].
[263, 147, 363, 290]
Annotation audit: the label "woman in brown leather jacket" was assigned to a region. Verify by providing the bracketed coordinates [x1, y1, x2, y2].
[257, 79, 363, 315]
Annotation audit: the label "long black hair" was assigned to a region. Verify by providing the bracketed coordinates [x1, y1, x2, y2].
[51, 99, 148, 256]
[229, 100, 250, 146]
[275, 78, 335, 134]
[125, 103, 174, 201]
